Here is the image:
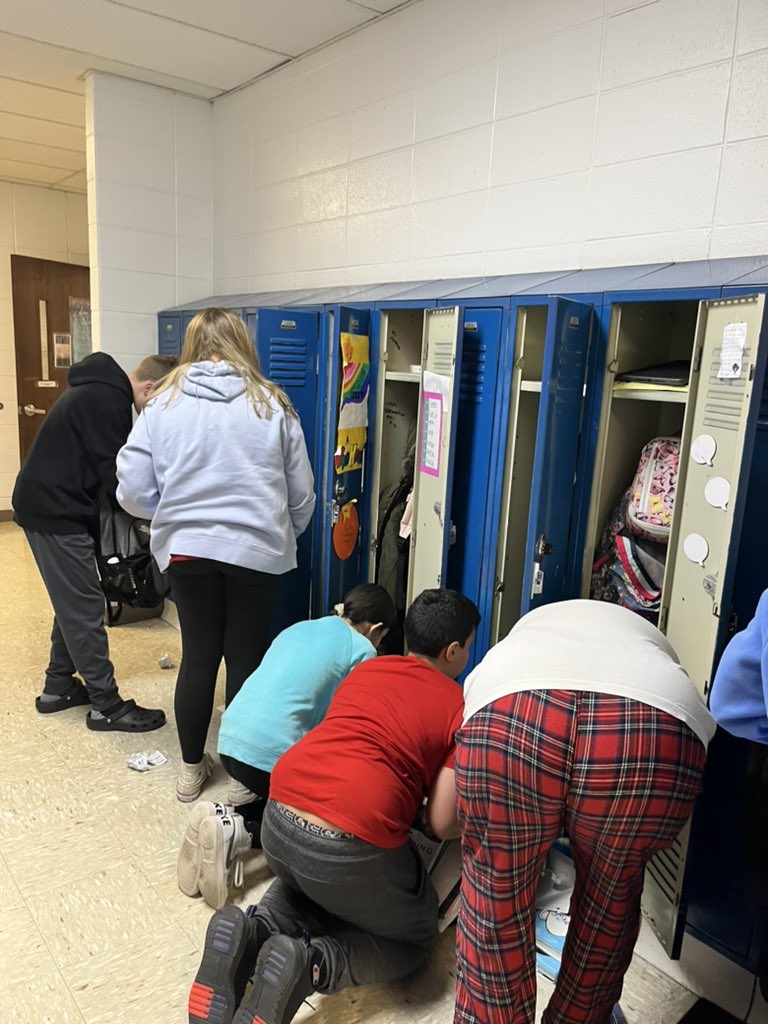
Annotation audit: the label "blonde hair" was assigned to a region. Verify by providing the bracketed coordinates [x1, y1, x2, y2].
[151, 308, 296, 418]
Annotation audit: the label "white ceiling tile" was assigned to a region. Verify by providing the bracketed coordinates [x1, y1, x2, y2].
[0, 139, 85, 172]
[0, 0, 417, 190]
[0, 1, 278, 92]
[0, 112, 86, 151]
[0, 159, 68, 185]
[108, 0, 373, 56]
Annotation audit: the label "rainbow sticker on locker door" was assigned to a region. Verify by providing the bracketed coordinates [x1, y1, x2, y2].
[691, 434, 717, 466]
[704, 477, 730, 510]
[684, 533, 709, 567]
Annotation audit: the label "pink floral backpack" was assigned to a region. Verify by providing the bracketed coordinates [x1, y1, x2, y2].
[626, 436, 680, 543]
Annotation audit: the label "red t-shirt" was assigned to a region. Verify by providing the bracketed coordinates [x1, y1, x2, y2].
[270, 655, 464, 849]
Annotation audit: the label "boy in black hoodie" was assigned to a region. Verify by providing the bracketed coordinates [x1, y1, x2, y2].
[12, 351, 176, 732]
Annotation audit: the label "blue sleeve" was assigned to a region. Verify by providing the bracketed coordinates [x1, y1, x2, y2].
[116, 409, 161, 519]
[710, 589, 768, 744]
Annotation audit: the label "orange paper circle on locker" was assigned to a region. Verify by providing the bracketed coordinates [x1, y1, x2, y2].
[333, 500, 359, 561]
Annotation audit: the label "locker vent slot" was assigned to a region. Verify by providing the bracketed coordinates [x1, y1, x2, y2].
[459, 342, 487, 404]
[269, 339, 307, 387]
[646, 838, 684, 903]
[432, 341, 455, 376]
[702, 347, 750, 432]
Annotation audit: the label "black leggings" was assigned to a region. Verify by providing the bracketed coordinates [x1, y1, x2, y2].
[221, 753, 271, 846]
[169, 559, 280, 763]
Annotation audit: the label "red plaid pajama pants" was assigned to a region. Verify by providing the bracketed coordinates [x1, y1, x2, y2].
[453, 689, 706, 1024]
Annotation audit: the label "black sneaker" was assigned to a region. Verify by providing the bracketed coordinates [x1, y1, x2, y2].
[234, 935, 320, 1024]
[189, 907, 251, 1024]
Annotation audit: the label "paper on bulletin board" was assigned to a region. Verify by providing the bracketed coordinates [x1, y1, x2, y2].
[335, 332, 370, 475]
[53, 332, 72, 368]
[718, 321, 747, 379]
[70, 297, 92, 364]
[420, 370, 449, 478]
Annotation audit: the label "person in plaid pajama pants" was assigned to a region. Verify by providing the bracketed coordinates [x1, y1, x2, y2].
[453, 601, 715, 1024]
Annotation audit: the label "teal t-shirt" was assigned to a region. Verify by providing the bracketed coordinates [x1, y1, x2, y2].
[218, 615, 376, 771]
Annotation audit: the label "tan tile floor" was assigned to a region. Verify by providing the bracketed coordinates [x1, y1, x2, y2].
[0, 520, 764, 1024]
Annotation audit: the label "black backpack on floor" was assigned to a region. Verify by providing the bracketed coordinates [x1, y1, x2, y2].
[97, 497, 169, 625]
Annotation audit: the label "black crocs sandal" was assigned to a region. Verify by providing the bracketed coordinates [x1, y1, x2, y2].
[35, 681, 91, 715]
[86, 699, 166, 732]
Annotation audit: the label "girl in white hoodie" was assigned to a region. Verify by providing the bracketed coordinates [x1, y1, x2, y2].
[117, 308, 315, 802]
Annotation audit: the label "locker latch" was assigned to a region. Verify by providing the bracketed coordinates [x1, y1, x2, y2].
[531, 562, 544, 598]
[535, 533, 553, 558]
[331, 500, 340, 526]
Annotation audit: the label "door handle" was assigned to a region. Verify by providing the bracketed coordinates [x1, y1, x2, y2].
[22, 404, 46, 417]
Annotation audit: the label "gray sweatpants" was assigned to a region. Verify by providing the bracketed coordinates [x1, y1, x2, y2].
[256, 799, 438, 993]
[24, 529, 120, 712]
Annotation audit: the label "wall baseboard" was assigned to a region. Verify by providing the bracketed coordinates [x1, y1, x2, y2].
[0, 510, 14, 522]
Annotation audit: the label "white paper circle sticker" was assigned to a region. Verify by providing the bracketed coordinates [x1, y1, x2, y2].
[691, 433, 717, 466]
[684, 533, 709, 567]
[704, 477, 730, 510]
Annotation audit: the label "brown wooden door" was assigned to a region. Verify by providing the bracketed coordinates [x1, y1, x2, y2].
[12, 255, 91, 462]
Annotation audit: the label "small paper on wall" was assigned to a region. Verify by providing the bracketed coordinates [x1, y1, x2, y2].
[420, 370, 450, 478]
[718, 321, 747, 379]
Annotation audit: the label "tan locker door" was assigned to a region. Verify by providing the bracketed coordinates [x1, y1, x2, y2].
[644, 293, 765, 959]
[664, 293, 766, 696]
[407, 306, 462, 603]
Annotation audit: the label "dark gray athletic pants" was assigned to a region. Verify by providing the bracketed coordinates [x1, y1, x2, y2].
[24, 529, 120, 711]
[256, 799, 438, 992]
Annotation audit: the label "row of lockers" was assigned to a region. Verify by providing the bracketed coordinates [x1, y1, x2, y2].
[158, 254, 768, 975]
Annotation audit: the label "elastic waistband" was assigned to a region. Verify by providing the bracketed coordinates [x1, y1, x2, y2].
[274, 802, 355, 840]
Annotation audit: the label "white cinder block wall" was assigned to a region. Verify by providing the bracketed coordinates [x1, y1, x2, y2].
[86, 72, 213, 372]
[212, 0, 768, 294]
[0, 183, 88, 509]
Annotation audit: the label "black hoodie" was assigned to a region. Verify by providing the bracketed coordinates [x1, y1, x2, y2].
[13, 352, 134, 535]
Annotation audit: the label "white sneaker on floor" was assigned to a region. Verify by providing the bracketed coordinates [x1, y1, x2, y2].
[177, 801, 235, 897]
[176, 753, 214, 803]
[198, 813, 252, 910]
[226, 776, 257, 806]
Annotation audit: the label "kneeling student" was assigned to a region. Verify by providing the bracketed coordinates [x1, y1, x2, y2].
[177, 584, 394, 908]
[188, 587, 479, 1024]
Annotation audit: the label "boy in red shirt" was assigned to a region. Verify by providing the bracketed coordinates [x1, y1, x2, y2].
[188, 587, 479, 1024]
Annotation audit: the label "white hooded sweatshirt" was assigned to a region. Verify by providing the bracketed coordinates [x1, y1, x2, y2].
[116, 360, 315, 574]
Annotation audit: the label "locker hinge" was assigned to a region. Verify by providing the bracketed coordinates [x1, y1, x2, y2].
[659, 605, 669, 632]
[513, 355, 524, 370]
[607, 358, 619, 373]
[692, 347, 702, 373]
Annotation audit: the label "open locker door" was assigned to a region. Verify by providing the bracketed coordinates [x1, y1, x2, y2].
[406, 306, 463, 603]
[644, 292, 768, 958]
[317, 305, 372, 617]
[521, 298, 593, 613]
[252, 308, 321, 634]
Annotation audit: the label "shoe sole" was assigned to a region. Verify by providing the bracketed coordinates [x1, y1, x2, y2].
[234, 936, 311, 1024]
[198, 817, 231, 910]
[189, 907, 248, 1024]
[178, 803, 235, 897]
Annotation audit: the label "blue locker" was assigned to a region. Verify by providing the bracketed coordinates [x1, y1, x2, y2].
[522, 298, 594, 613]
[252, 308, 322, 633]
[446, 306, 506, 670]
[158, 313, 183, 355]
[316, 305, 372, 617]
